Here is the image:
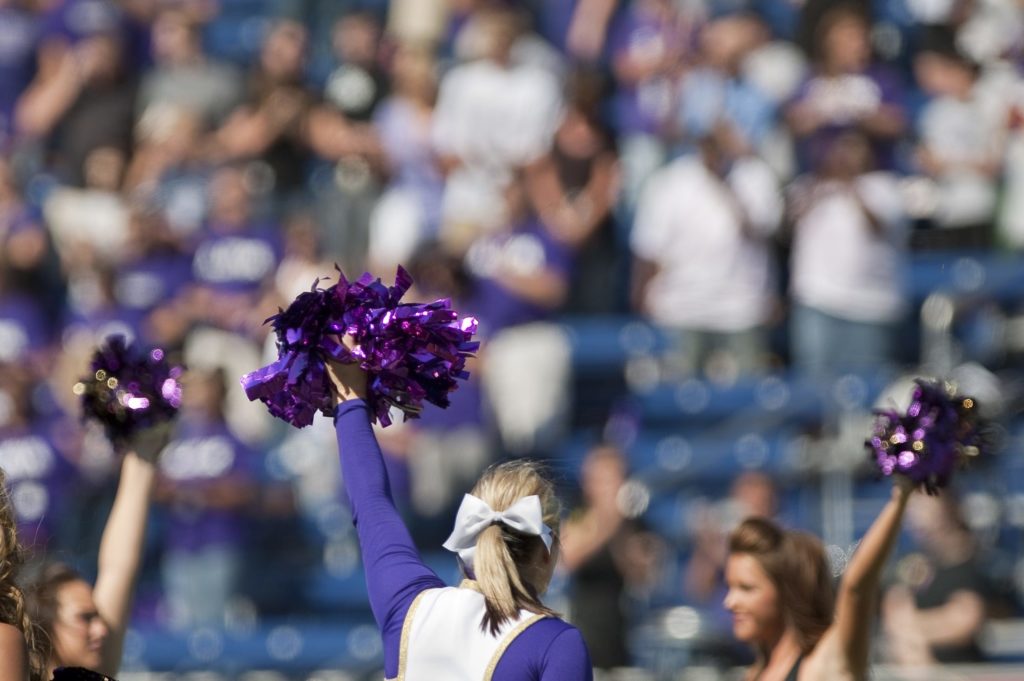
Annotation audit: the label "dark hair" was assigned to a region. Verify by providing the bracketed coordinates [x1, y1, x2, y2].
[24, 562, 86, 669]
[914, 25, 979, 74]
[729, 517, 835, 653]
[799, 1, 871, 63]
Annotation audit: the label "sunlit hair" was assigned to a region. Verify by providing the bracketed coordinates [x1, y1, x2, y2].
[469, 460, 561, 635]
[729, 517, 835, 653]
[0, 468, 45, 680]
[24, 562, 84, 672]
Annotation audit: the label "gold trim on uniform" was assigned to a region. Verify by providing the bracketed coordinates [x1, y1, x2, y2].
[483, 613, 548, 681]
[389, 581, 549, 681]
[388, 589, 429, 681]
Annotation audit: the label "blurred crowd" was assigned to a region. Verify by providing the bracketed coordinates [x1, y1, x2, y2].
[2, 0, 1024, 673]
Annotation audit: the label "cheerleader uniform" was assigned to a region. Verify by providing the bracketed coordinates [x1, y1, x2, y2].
[335, 399, 593, 680]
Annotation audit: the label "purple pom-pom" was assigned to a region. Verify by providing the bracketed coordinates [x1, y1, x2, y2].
[75, 335, 183, 445]
[241, 266, 479, 428]
[867, 379, 982, 494]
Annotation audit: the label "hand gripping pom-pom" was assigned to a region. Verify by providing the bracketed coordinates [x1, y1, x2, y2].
[866, 379, 983, 494]
[74, 335, 183, 445]
[241, 266, 479, 428]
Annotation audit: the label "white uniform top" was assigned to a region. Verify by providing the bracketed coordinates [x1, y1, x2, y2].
[387, 581, 547, 681]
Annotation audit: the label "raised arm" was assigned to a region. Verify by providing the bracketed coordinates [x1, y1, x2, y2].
[826, 478, 913, 676]
[14, 46, 84, 139]
[327, 359, 444, 674]
[92, 447, 158, 676]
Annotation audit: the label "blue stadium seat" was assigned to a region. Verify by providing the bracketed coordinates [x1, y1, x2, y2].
[625, 429, 804, 484]
[126, 618, 382, 672]
[562, 316, 669, 374]
[909, 253, 1024, 303]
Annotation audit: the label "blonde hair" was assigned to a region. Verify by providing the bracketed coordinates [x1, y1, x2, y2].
[0, 468, 44, 680]
[469, 460, 561, 634]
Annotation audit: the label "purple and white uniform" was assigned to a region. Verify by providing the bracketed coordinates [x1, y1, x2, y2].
[334, 400, 592, 680]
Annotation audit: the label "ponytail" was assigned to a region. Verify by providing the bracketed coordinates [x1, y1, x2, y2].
[468, 461, 561, 635]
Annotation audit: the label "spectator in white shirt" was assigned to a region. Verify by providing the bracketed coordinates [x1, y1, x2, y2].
[630, 126, 782, 378]
[788, 128, 907, 376]
[432, 6, 563, 251]
[912, 27, 1002, 249]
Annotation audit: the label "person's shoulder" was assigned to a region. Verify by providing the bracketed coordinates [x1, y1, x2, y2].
[0, 622, 28, 673]
[531, 617, 588, 647]
[498, 617, 591, 680]
[0, 622, 25, 644]
[533, 619, 592, 676]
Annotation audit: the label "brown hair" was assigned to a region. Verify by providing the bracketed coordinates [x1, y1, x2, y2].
[729, 517, 835, 653]
[469, 460, 561, 635]
[24, 562, 84, 672]
[0, 469, 45, 680]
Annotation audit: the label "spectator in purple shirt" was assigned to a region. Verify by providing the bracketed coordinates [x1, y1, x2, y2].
[112, 210, 192, 346]
[465, 176, 571, 337]
[183, 164, 281, 445]
[0, 291, 49, 365]
[464, 176, 573, 454]
[786, 3, 906, 173]
[0, 362, 74, 551]
[187, 164, 281, 335]
[155, 367, 257, 627]
[609, 0, 691, 210]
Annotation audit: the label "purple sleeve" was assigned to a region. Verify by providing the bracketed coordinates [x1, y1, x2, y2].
[539, 629, 593, 681]
[334, 400, 446, 673]
[494, 618, 593, 680]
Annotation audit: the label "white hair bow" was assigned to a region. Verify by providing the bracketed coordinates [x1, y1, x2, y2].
[442, 493, 553, 572]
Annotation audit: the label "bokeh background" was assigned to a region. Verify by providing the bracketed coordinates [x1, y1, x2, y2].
[2, 0, 1024, 678]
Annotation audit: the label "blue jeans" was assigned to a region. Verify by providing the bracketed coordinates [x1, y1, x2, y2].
[662, 327, 768, 379]
[791, 304, 897, 376]
[163, 545, 241, 628]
